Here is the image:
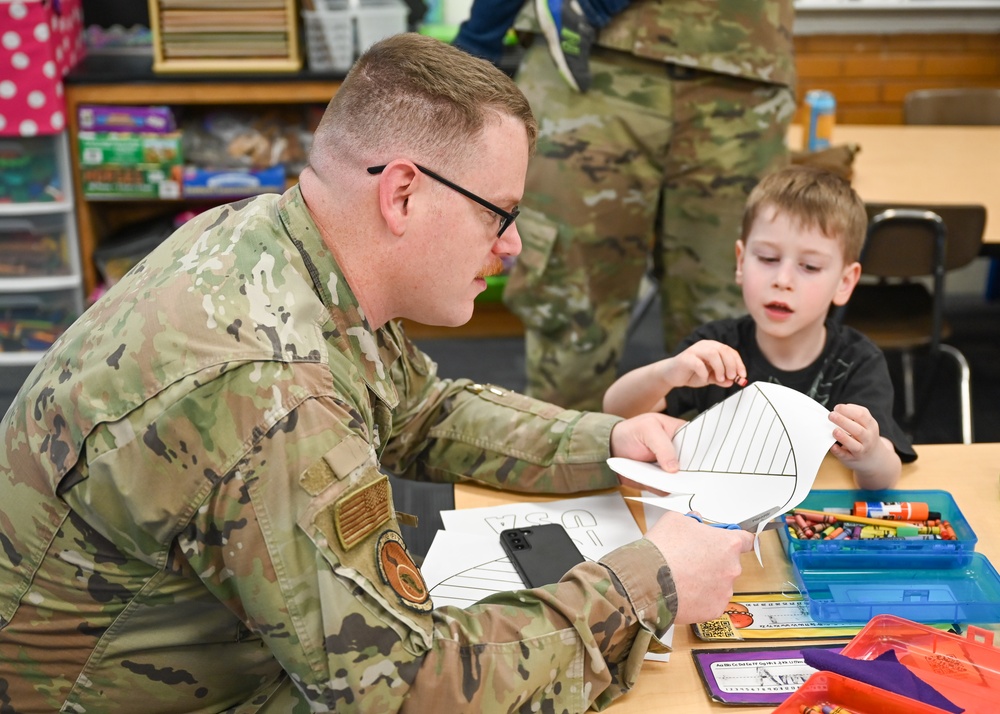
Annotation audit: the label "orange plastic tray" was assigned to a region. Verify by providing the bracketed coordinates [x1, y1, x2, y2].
[771, 670, 952, 713]
[840, 614, 1000, 713]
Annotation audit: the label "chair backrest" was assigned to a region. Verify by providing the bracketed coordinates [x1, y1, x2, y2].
[860, 203, 987, 279]
[904, 88, 1000, 126]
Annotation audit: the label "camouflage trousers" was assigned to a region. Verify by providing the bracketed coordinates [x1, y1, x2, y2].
[504, 42, 795, 411]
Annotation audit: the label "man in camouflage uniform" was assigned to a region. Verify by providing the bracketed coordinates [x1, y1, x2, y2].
[504, 0, 798, 410]
[0, 34, 753, 712]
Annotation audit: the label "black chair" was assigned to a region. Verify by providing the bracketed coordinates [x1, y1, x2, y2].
[836, 204, 987, 444]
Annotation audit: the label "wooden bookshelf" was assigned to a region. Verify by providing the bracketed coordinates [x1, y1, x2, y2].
[148, 0, 301, 73]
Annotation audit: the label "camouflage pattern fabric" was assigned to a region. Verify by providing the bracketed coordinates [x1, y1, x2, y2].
[505, 0, 796, 411]
[0, 186, 676, 712]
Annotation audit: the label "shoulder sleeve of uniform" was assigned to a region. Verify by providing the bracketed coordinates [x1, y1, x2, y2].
[383, 369, 623, 494]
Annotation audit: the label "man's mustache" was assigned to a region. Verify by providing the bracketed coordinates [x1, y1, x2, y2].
[477, 257, 505, 279]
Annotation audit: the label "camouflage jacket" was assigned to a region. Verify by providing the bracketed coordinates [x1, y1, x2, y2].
[0, 186, 676, 713]
[519, 0, 796, 86]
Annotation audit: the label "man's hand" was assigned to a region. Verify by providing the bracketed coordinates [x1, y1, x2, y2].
[609, 412, 685, 473]
[644, 511, 755, 625]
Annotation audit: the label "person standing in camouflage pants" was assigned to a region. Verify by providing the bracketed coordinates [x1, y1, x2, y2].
[0, 33, 754, 713]
[504, 0, 797, 410]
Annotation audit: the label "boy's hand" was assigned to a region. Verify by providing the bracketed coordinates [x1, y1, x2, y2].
[830, 404, 902, 490]
[665, 340, 747, 390]
[828, 403, 902, 490]
[828, 403, 880, 465]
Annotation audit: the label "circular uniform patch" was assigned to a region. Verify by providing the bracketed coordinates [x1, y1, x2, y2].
[375, 530, 432, 612]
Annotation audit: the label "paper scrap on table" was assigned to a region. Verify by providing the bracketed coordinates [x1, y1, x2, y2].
[609, 382, 836, 563]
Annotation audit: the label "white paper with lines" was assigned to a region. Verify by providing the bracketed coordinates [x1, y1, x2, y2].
[421, 494, 673, 659]
[608, 382, 836, 531]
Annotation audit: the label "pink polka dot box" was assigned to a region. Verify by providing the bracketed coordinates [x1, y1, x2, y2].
[1, 0, 85, 138]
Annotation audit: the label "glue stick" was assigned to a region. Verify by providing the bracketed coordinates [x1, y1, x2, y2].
[852, 501, 933, 521]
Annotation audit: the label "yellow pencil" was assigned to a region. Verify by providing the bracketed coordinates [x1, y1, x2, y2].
[792, 508, 915, 530]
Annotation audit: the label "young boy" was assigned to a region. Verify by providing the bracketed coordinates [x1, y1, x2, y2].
[604, 165, 915, 490]
[453, 0, 631, 91]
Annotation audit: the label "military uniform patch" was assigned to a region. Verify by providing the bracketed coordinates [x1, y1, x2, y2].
[334, 474, 391, 550]
[375, 531, 432, 612]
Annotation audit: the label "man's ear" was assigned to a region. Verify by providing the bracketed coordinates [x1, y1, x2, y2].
[375, 162, 419, 237]
[734, 239, 746, 284]
[832, 261, 862, 306]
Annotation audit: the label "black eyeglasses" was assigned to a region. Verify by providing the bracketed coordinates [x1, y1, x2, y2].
[367, 163, 519, 238]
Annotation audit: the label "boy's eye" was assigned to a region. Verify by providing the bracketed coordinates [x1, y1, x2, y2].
[802, 264, 821, 273]
[758, 256, 779, 264]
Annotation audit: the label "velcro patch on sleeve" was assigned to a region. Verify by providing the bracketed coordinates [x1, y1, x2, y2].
[334, 474, 392, 550]
[376, 530, 432, 612]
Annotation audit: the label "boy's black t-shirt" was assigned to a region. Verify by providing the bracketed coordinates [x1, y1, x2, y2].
[664, 316, 917, 463]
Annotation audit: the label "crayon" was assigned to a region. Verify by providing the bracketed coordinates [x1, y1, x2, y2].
[824, 526, 844, 540]
[821, 704, 857, 714]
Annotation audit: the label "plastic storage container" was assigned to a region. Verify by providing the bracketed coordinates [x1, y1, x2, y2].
[0, 289, 80, 355]
[0, 136, 64, 204]
[303, 0, 407, 73]
[771, 670, 951, 714]
[780, 490, 977, 555]
[790, 551, 1000, 624]
[0, 133, 84, 369]
[0, 214, 74, 277]
[841, 614, 1000, 714]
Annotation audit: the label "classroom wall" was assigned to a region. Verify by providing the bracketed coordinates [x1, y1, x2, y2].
[793, 33, 1000, 125]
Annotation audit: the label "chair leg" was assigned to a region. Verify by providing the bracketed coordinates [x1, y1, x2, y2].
[901, 350, 916, 424]
[940, 344, 974, 444]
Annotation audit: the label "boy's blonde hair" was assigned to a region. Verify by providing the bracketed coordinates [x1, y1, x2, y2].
[310, 33, 537, 174]
[741, 165, 867, 264]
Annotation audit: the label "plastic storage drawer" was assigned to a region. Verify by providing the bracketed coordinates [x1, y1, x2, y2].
[0, 290, 80, 354]
[0, 136, 64, 204]
[0, 214, 75, 277]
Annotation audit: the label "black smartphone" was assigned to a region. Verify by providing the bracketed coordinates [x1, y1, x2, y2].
[500, 524, 586, 589]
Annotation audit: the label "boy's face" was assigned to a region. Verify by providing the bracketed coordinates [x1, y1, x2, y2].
[736, 205, 860, 344]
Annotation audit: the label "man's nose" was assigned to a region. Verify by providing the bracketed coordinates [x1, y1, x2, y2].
[496, 222, 522, 258]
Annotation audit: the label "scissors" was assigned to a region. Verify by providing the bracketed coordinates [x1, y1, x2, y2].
[686, 512, 783, 532]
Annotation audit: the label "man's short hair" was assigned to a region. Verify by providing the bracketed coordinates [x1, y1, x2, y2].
[741, 165, 867, 263]
[311, 33, 537, 172]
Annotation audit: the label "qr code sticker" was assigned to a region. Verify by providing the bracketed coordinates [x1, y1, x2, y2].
[695, 616, 738, 641]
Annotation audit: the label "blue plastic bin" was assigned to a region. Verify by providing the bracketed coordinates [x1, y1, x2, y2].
[780, 489, 977, 555]
[791, 550, 1000, 624]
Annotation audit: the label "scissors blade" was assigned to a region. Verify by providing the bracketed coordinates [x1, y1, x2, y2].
[736, 509, 785, 533]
